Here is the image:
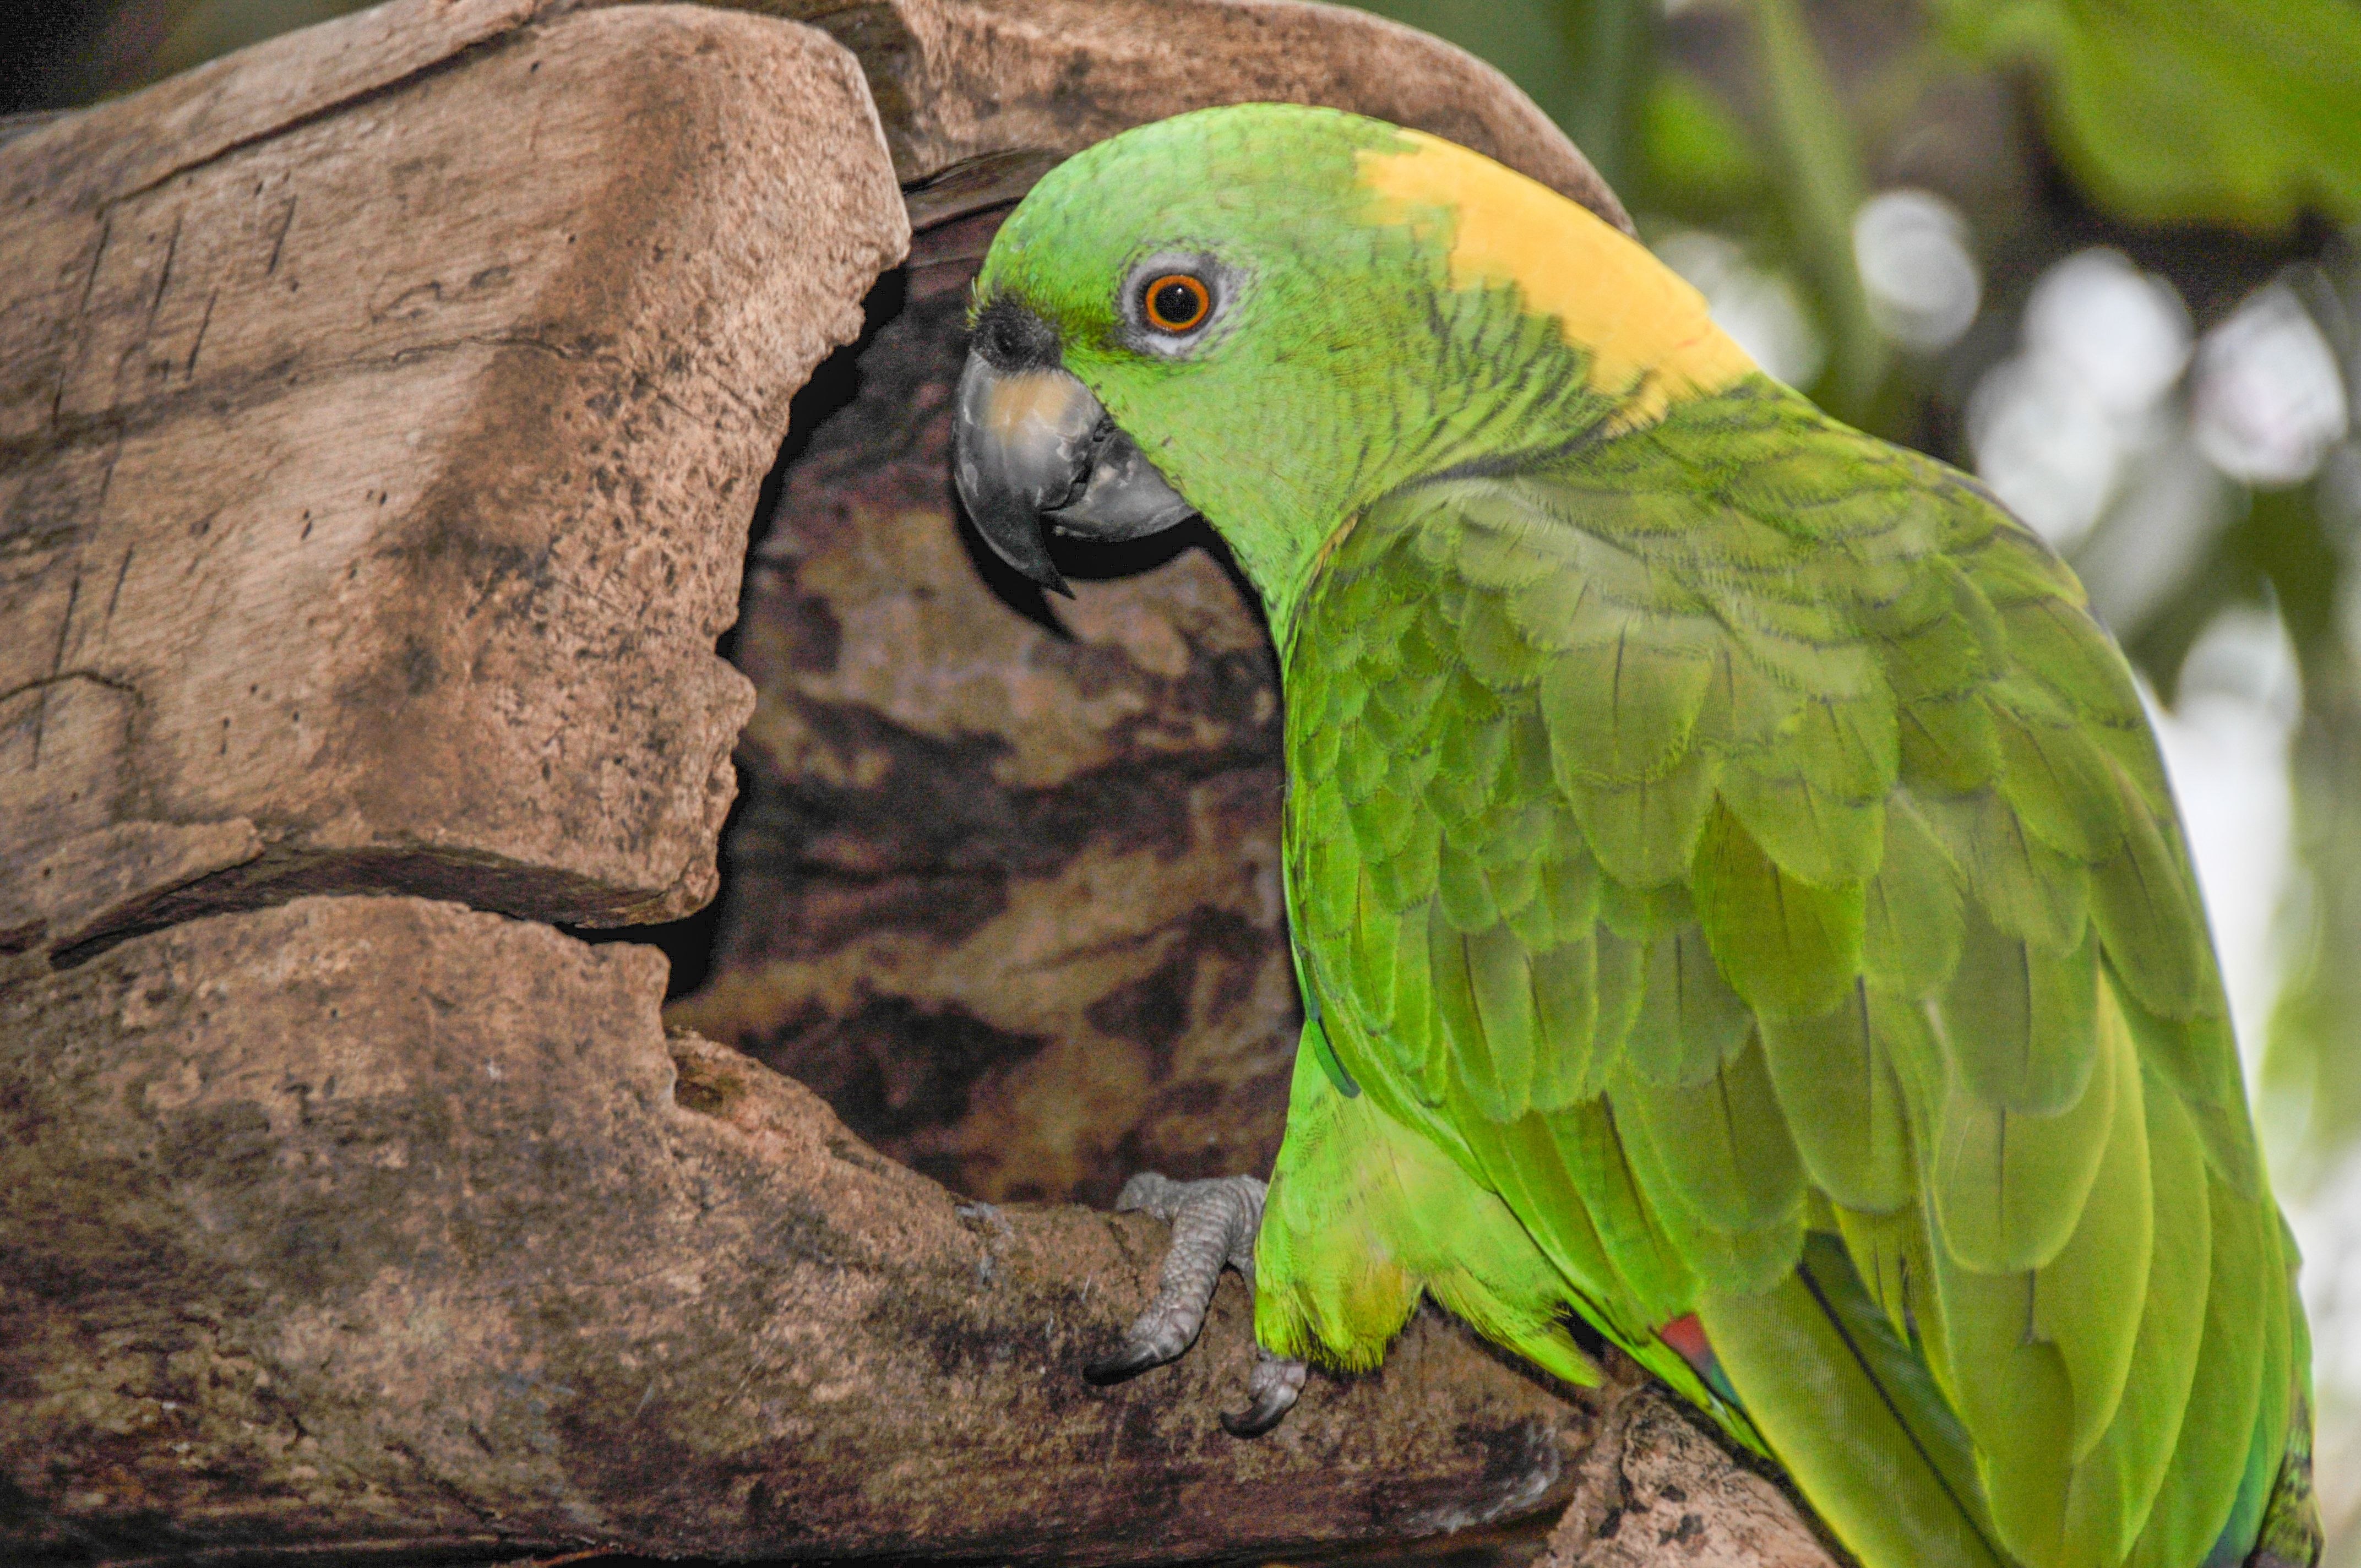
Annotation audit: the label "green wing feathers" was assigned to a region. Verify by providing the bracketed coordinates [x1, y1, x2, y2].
[1269, 379, 2313, 1568]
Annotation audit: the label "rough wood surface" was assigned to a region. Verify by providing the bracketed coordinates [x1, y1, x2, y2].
[770, 0, 1631, 231]
[0, 0, 1613, 973]
[1543, 1369, 1840, 1568]
[0, 896, 1598, 1566]
[670, 205, 1301, 1205]
[0, 5, 907, 966]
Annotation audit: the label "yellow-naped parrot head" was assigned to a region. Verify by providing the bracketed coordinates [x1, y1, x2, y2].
[954, 102, 1751, 623]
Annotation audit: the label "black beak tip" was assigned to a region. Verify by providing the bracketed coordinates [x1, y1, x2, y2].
[1018, 548, 1075, 597]
[956, 467, 1075, 598]
[974, 511, 1075, 598]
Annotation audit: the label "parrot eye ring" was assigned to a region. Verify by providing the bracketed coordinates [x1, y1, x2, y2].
[1119, 251, 1233, 355]
[1142, 273, 1213, 334]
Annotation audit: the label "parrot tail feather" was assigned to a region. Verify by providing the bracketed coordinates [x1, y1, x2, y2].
[1699, 1233, 2012, 1568]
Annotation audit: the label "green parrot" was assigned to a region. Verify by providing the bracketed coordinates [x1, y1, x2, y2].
[948, 102, 2319, 1568]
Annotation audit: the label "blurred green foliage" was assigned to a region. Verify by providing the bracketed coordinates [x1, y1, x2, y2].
[1742, 0, 1880, 416]
[1636, 68, 1761, 217]
[146, 0, 366, 81]
[1935, 0, 2361, 232]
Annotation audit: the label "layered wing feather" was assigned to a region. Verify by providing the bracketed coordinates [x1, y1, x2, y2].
[1280, 379, 2304, 1568]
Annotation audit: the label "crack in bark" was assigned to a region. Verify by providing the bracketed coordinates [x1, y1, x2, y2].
[3, 329, 721, 473]
[113, 19, 549, 205]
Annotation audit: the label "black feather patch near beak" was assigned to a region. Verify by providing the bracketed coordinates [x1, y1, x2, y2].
[954, 302, 1195, 596]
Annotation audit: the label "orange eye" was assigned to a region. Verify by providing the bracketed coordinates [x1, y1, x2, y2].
[1143, 273, 1212, 333]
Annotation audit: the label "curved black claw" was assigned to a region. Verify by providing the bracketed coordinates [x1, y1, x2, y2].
[1218, 1350, 1306, 1439]
[1082, 1342, 1168, 1387]
[1218, 1391, 1293, 1440]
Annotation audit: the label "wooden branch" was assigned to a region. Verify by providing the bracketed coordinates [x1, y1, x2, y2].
[1544, 1366, 1840, 1568]
[0, 897, 1599, 1565]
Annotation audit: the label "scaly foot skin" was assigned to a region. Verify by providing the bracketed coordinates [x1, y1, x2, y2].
[1085, 1172, 1309, 1438]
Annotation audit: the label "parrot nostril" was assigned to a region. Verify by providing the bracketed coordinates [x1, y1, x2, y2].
[973, 295, 1060, 371]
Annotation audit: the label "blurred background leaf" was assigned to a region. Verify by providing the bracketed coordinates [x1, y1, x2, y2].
[0, 0, 370, 110]
[1638, 66, 1761, 216]
[1934, 0, 2361, 232]
[6, 0, 2359, 1560]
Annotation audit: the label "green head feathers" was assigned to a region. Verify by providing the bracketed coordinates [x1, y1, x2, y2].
[962, 104, 1752, 631]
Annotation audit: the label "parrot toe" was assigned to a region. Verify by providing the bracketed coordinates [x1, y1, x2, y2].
[1086, 1172, 1303, 1434]
[1218, 1349, 1307, 1438]
[1081, 1338, 1172, 1386]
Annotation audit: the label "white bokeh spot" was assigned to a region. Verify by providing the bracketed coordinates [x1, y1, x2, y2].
[1853, 189, 1981, 353]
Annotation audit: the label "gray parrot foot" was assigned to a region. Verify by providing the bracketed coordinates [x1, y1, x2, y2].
[1085, 1172, 1308, 1439]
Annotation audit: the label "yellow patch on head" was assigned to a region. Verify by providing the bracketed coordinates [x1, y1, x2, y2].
[1359, 130, 1756, 427]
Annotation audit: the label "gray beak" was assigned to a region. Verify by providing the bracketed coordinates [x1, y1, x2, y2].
[953, 345, 1195, 596]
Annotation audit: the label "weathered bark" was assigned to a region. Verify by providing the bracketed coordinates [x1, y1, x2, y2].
[0, 4, 906, 965]
[768, 0, 1630, 229]
[0, 0, 1622, 972]
[0, 896, 1595, 1566]
[1543, 1366, 1840, 1568]
[670, 204, 1303, 1205]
